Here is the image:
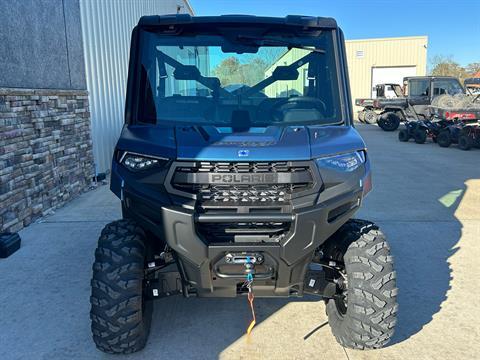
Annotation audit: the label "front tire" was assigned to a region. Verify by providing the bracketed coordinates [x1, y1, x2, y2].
[458, 134, 472, 151]
[398, 129, 410, 142]
[90, 220, 152, 354]
[413, 129, 427, 144]
[377, 112, 400, 131]
[325, 220, 398, 349]
[437, 130, 452, 148]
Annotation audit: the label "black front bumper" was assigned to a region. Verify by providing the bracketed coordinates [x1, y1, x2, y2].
[125, 188, 362, 297]
[113, 157, 367, 297]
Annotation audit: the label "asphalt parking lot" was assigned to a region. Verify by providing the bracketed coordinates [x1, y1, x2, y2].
[1, 124, 479, 360]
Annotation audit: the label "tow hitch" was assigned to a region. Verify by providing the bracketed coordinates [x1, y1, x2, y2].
[225, 252, 263, 265]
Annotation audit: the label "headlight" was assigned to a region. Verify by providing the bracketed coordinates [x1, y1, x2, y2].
[120, 152, 167, 171]
[316, 151, 365, 172]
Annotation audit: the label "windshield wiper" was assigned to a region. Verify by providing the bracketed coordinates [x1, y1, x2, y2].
[236, 35, 326, 54]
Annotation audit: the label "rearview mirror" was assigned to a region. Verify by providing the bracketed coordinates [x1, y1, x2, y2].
[272, 66, 299, 81]
[221, 43, 259, 54]
[174, 65, 200, 80]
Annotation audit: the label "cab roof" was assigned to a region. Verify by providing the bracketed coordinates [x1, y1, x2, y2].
[137, 14, 338, 29]
[403, 76, 459, 81]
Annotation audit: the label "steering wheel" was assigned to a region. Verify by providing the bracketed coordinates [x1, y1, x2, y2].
[257, 97, 327, 122]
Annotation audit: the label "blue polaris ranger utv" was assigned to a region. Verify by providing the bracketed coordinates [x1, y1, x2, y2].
[90, 14, 398, 354]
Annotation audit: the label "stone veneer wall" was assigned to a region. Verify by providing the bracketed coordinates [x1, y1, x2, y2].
[0, 88, 94, 232]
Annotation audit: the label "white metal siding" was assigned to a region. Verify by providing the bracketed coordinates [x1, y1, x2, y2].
[79, 0, 193, 174]
[371, 66, 417, 97]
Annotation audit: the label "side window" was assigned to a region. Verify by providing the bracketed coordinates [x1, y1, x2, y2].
[409, 79, 430, 97]
[376, 85, 385, 98]
[433, 80, 463, 96]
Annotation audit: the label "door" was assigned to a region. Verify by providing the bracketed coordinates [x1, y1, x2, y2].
[407, 78, 431, 117]
[371, 66, 417, 98]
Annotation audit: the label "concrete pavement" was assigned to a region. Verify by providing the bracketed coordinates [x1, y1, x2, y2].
[1, 124, 479, 359]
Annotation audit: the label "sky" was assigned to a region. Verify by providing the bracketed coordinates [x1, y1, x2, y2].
[188, 0, 480, 67]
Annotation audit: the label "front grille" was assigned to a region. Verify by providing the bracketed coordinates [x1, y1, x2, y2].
[172, 161, 313, 206]
[199, 185, 288, 204]
[168, 161, 316, 243]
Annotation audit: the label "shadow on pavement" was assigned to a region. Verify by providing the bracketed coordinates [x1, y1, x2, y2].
[141, 297, 294, 359]
[357, 125, 480, 347]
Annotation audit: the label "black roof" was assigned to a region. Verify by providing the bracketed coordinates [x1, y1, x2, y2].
[138, 14, 337, 29]
[403, 76, 459, 81]
[464, 78, 480, 85]
[377, 83, 401, 86]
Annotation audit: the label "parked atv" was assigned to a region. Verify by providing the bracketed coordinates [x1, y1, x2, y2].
[398, 119, 448, 144]
[437, 121, 480, 150]
[398, 120, 428, 144]
[458, 124, 480, 150]
[89, 14, 398, 354]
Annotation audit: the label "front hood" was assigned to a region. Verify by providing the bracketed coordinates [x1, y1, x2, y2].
[117, 125, 366, 161]
[308, 126, 366, 158]
[175, 126, 311, 161]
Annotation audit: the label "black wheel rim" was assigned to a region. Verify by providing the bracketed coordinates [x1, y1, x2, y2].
[334, 285, 348, 316]
[382, 115, 399, 130]
[142, 244, 154, 318]
[330, 250, 348, 316]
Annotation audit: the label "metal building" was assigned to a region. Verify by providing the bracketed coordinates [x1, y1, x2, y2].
[345, 36, 428, 112]
[79, 0, 194, 174]
[265, 35, 428, 115]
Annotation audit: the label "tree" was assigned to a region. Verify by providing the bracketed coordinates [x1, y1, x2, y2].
[429, 56, 480, 82]
[242, 58, 268, 85]
[213, 57, 243, 85]
[429, 55, 468, 82]
[213, 56, 268, 87]
[465, 62, 480, 77]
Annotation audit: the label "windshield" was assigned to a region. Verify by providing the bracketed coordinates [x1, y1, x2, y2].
[135, 30, 342, 127]
[432, 79, 464, 96]
[392, 84, 404, 97]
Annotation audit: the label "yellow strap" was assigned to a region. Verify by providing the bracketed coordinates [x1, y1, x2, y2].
[246, 290, 256, 335]
[247, 319, 256, 335]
